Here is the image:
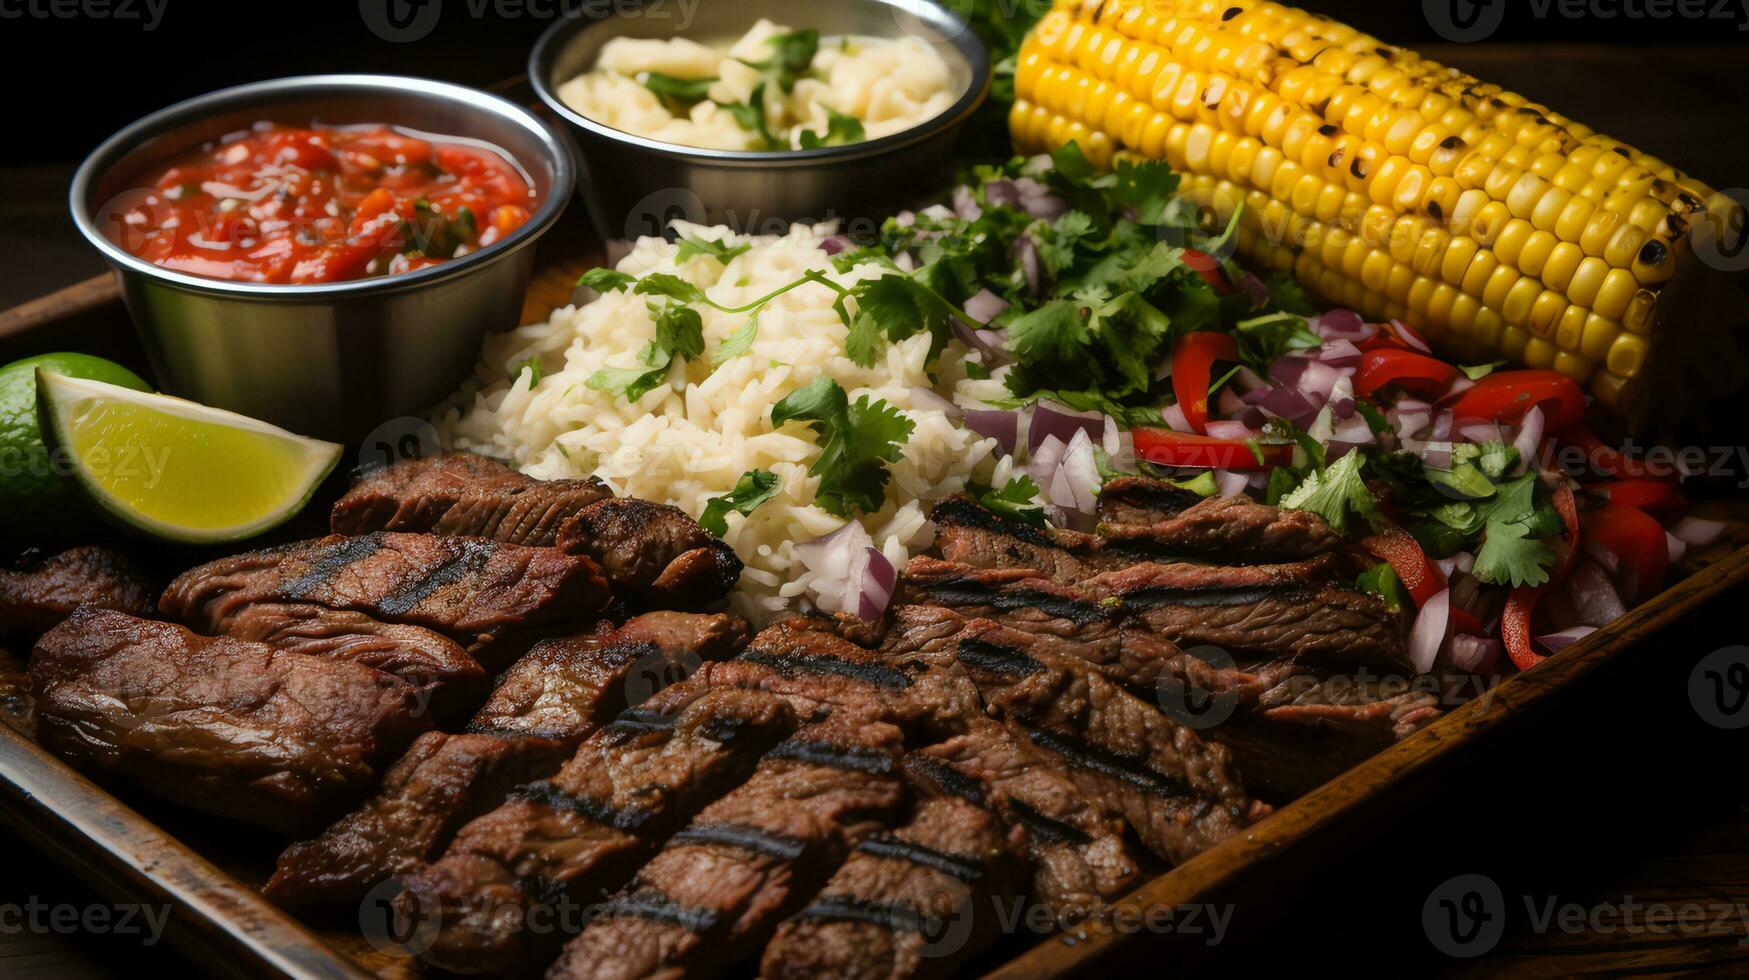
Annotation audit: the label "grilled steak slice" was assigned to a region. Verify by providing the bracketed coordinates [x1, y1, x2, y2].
[761, 793, 1027, 980]
[907, 722, 1145, 918]
[548, 714, 907, 980]
[30, 609, 430, 834]
[899, 617, 1269, 865]
[897, 557, 1122, 641]
[1255, 672, 1444, 738]
[161, 532, 611, 642]
[262, 614, 749, 908]
[930, 496, 1111, 582]
[331, 453, 741, 609]
[402, 686, 795, 974]
[0, 547, 154, 635]
[471, 612, 752, 740]
[331, 452, 612, 545]
[1084, 557, 1405, 666]
[1096, 477, 1206, 524]
[265, 731, 566, 907]
[556, 498, 744, 609]
[214, 602, 486, 720]
[0, 651, 33, 738]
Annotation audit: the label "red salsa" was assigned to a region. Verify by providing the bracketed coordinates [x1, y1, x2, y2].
[114, 122, 538, 284]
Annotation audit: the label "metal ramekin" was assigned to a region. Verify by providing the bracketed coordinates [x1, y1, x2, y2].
[70, 75, 576, 442]
[529, 0, 989, 240]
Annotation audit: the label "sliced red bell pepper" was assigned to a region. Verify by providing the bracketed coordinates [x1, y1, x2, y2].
[1585, 503, 1669, 603]
[1353, 348, 1463, 399]
[1445, 369, 1587, 432]
[1132, 428, 1295, 470]
[1361, 524, 1447, 607]
[1170, 332, 1239, 435]
[1502, 585, 1549, 671]
[1181, 248, 1233, 293]
[1586, 478, 1686, 514]
[1450, 606, 1486, 637]
[1552, 481, 1581, 582]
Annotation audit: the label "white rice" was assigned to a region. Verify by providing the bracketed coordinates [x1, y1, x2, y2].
[435, 221, 1015, 623]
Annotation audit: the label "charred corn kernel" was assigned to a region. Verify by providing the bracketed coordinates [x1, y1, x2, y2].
[1017, 2, 1745, 406]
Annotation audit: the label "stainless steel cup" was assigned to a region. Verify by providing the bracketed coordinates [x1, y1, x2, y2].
[70, 74, 576, 443]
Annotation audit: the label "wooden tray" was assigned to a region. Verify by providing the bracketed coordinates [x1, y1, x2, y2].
[5, 232, 1749, 980]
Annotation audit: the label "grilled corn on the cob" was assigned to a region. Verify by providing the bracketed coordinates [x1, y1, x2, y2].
[1010, 0, 1746, 418]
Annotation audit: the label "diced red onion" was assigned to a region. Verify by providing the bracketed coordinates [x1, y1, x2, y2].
[1511, 404, 1545, 475]
[1452, 551, 1476, 575]
[1458, 422, 1507, 444]
[1013, 177, 1068, 220]
[1306, 405, 1335, 444]
[1395, 398, 1433, 416]
[1406, 438, 1454, 471]
[1216, 386, 1247, 417]
[1162, 402, 1194, 433]
[1240, 272, 1269, 307]
[1206, 419, 1260, 441]
[1215, 469, 1251, 498]
[953, 185, 982, 221]
[1666, 531, 1688, 564]
[1312, 308, 1367, 340]
[984, 180, 1021, 208]
[1535, 626, 1596, 653]
[820, 234, 852, 255]
[1565, 561, 1628, 627]
[1390, 408, 1432, 440]
[1057, 429, 1101, 515]
[796, 521, 878, 616]
[965, 288, 1011, 325]
[964, 408, 1021, 457]
[1391, 318, 1432, 354]
[894, 210, 916, 228]
[1103, 419, 1136, 473]
[1672, 515, 1729, 547]
[1295, 359, 1344, 403]
[1446, 376, 1476, 397]
[951, 317, 1010, 365]
[1430, 410, 1454, 441]
[1028, 434, 1067, 488]
[910, 386, 960, 417]
[1240, 406, 1268, 430]
[1017, 236, 1041, 297]
[1435, 558, 1457, 579]
[1318, 339, 1364, 369]
[1409, 588, 1452, 674]
[855, 547, 897, 620]
[1249, 385, 1319, 426]
[1230, 366, 1270, 394]
[1029, 401, 1107, 454]
[893, 251, 916, 273]
[1328, 375, 1357, 419]
[1447, 633, 1500, 673]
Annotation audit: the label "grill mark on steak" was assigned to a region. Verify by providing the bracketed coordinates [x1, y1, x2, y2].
[739, 648, 915, 690]
[786, 895, 942, 932]
[1118, 582, 1312, 608]
[766, 738, 897, 774]
[954, 637, 1045, 676]
[1007, 799, 1094, 845]
[374, 538, 498, 616]
[853, 834, 987, 880]
[278, 533, 385, 598]
[30, 609, 431, 835]
[905, 574, 1110, 625]
[400, 686, 794, 975]
[1018, 724, 1189, 798]
[1097, 477, 1206, 524]
[0, 547, 155, 636]
[588, 893, 720, 932]
[670, 823, 809, 860]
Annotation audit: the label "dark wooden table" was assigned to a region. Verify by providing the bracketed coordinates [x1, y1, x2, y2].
[3, 42, 1748, 978]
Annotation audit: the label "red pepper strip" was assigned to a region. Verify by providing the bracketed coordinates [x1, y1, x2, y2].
[1181, 248, 1233, 293]
[1353, 348, 1463, 399]
[1552, 481, 1582, 582]
[1560, 426, 1681, 481]
[1444, 369, 1587, 432]
[1450, 607, 1486, 637]
[1132, 428, 1295, 470]
[1503, 585, 1548, 671]
[1361, 524, 1447, 607]
[1170, 332, 1240, 434]
[1585, 503, 1669, 603]
[1586, 478, 1686, 514]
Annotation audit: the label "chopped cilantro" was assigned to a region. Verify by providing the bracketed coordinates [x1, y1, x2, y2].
[578, 267, 636, 293]
[1460, 360, 1507, 380]
[510, 356, 543, 387]
[1356, 563, 1409, 613]
[770, 377, 914, 516]
[968, 476, 1046, 527]
[699, 469, 781, 536]
[1280, 450, 1380, 534]
[585, 364, 669, 403]
[799, 107, 867, 148]
[740, 29, 819, 93]
[676, 234, 751, 265]
[712, 313, 760, 367]
[640, 72, 716, 107]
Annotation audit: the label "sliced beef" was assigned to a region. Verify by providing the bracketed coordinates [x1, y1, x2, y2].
[1254, 672, 1444, 738]
[547, 713, 907, 980]
[212, 602, 486, 720]
[471, 612, 752, 740]
[907, 723, 1146, 919]
[401, 686, 794, 975]
[331, 453, 742, 610]
[1084, 556, 1405, 667]
[760, 793, 1027, 980]
[897, 557, 1122, 641]
[0, 651, 33, 738]
[30, 609, 430, 834]
[0, 547, 154, 635]
[331, 452, 612, 545]
[930, 496, 1111, 583]
[1096, 477, 1207, 524]
[894, 616, 1269, 865]
[556, 498, 743, 609]
[264, 732, 566, 907]
[160, 532, 611, 643]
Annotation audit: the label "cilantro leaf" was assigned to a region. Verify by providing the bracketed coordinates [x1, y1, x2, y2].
[1005, 300, 1091, 366]
[771, 377, 914, 516]
[651, 302, 705, 363]
[699, 469, 781, 536]
[1281, 450, 1380, 534]
[799, 107, 867, 148]
[968, 476, 1046, 527]
[712, 313, 760, 367]
[1472, 519, 1555, 588]
[741, 29, 819, 93]
[1356, 563, 1410, 614]
[1050, 142, 1098, 183]
[640, 72, 716, 106]
[586, 364, 669, 403]
[579, 268, 636, 293]
[1098, 158, 1181, 224]
[510, 356, 543, 387]
[718, 82, 778, 149]
[841, 275, 955, 368]
[676, 234, 751, 265]
[1461, 360, 1507, 381]
[633, 272, 710, 306]
[1232, 311, 1321, 371]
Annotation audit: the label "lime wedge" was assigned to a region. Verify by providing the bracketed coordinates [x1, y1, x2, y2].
[36, 370, 342, 544]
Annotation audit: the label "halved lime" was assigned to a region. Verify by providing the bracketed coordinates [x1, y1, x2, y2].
[36, 371, 342, 544]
